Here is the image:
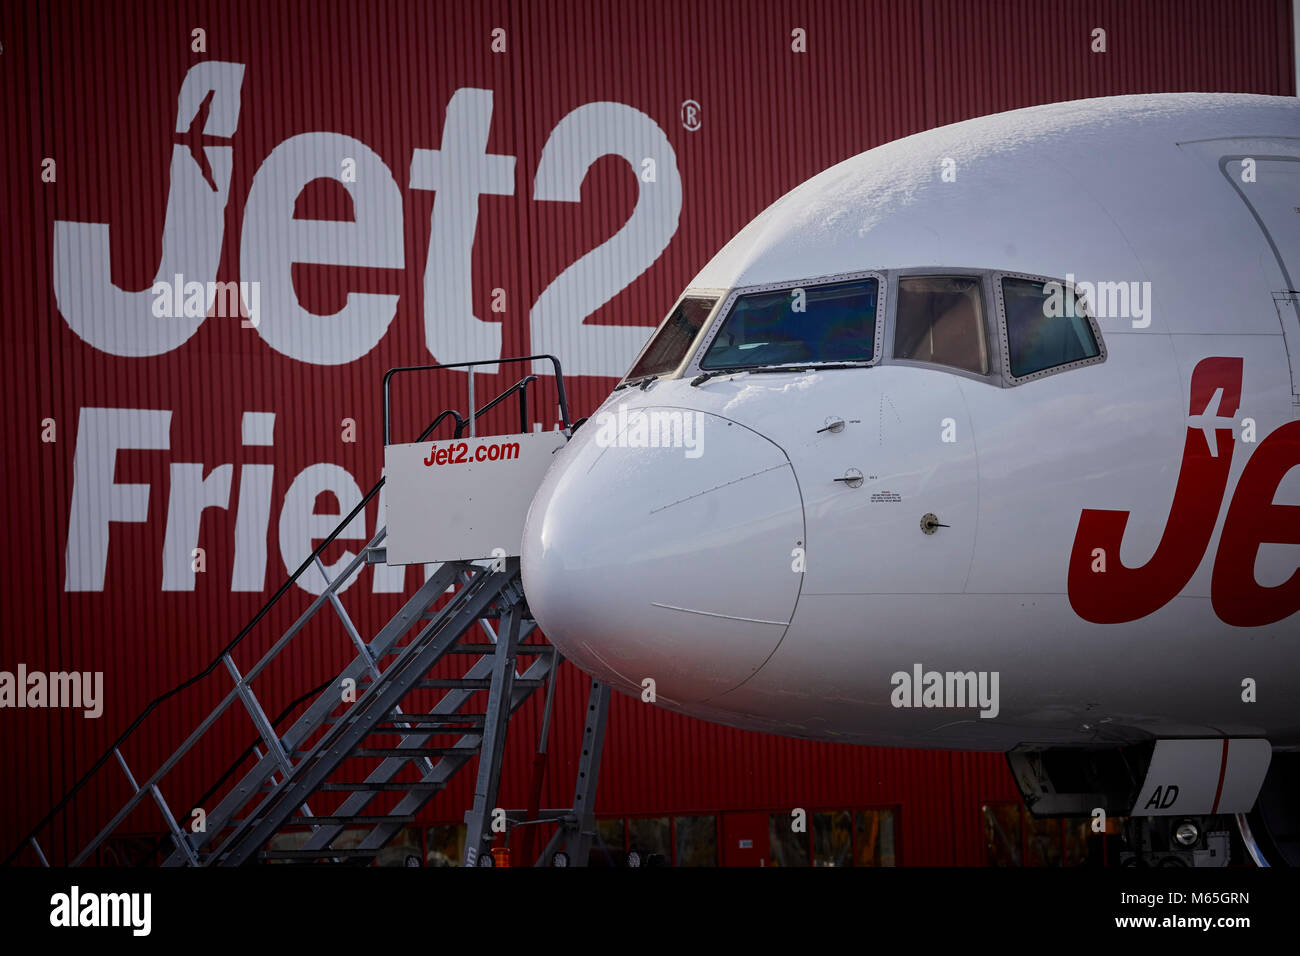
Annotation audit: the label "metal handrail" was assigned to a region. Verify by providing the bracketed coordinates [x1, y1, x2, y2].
[3, 386, 521, 866]
[382, 354, 571, 445]
[453, 376, 538, 438]
[121, 672, 341, 867]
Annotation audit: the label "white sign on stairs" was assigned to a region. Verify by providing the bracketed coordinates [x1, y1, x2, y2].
[383, 431, 568, 565]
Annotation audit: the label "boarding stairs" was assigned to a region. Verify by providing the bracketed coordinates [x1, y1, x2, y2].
[6, 356, 609, 868]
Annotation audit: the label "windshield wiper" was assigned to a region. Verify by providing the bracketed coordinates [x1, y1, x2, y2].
[750, 362, 873, 373]
[690, 367, 748, 387]
[692, 362, 871, 385]
[615, 374, 659, 391]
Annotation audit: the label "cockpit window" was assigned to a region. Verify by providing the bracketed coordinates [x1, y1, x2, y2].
[699, 277, 879, 369]
[893, 275, 989, 375]
[624, 296, 718, 381]
[1000, 276, 1100, 378]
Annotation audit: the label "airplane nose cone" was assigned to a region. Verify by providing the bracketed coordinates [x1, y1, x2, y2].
[522, 406, 805, 703]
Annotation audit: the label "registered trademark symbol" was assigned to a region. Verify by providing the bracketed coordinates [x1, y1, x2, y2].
[681, 99, 702, 132]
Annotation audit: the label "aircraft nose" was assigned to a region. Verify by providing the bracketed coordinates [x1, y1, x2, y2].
[522, 406, 805, 704]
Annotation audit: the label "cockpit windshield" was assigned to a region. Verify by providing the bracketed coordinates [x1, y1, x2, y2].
[622, 295, 718, 383]
[700, 277, 879, 370]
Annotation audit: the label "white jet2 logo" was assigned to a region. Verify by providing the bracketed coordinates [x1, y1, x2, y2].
[53, 62, 682, 378]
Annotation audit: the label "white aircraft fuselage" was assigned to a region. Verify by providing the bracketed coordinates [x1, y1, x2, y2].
[522, 93, 1300, 754]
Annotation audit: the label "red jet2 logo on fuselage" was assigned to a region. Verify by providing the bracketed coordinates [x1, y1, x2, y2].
[1069, 356, 1300, 626]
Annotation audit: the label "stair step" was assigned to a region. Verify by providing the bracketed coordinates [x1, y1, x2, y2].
[352, 746, 480, 758]
[414, 677, 545, 690]
[383, 712, 487, 725]
[317, 781, 445, 793]
[260, 848, 379, 860]
[371, 723, 482, 733]
[288, 814, 416, 826]
[446, 643, 553, 655]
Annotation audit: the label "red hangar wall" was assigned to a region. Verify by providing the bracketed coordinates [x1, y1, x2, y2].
[0, 0, 1293, 865]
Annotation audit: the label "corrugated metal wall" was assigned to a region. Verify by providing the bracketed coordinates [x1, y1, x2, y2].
[0, 0, 1292, 866]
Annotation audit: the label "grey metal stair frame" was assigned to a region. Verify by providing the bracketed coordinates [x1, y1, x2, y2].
[203, 560, 530, 866]
[7, 356, 608, 868]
